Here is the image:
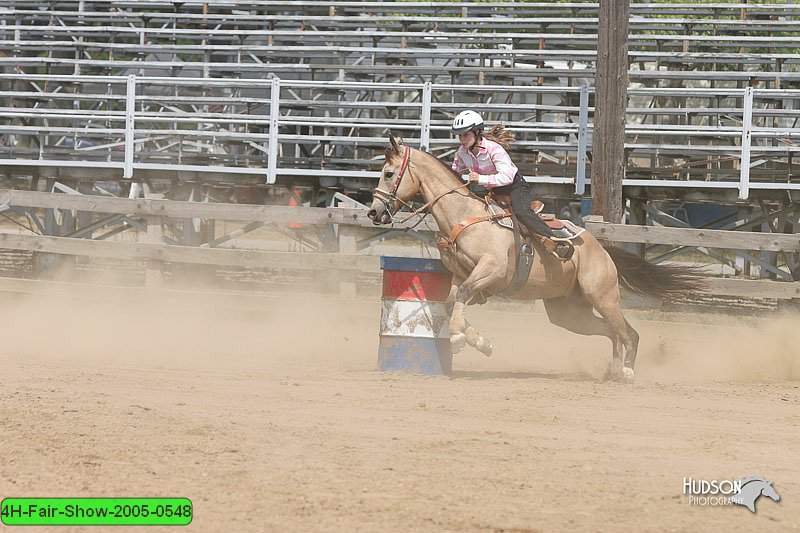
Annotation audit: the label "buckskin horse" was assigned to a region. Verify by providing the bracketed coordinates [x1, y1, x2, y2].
[367, 136, 703, 381]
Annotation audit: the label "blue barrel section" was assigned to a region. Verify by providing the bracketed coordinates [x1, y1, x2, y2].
[378, 257, 453, 375]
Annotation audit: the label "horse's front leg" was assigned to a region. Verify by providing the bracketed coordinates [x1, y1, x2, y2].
[445, 282, 482, 354]
[449, 256, 504, 356]
[444, 283, 468, 353]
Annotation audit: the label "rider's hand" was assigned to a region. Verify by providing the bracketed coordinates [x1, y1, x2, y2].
[468, 171, 480, 183]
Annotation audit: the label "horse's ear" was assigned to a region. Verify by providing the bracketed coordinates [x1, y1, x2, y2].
[389, 135, 404, 155]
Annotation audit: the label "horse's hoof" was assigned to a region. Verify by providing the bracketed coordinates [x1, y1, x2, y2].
[450, 332, 466, 354]
[607, 359, 624, 381]
[475, 337, 493, 357]
[623, 367, 635, 382]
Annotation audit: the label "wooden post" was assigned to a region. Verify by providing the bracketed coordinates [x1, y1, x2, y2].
[145, 215, 164, 287]
[34, 178, 71, 277]
[792, 210, 800, 281]
[761, 218, 777, 280]
[337, 224, 358, 298]
[734, 207, 751, 277]
[786, 208, 800, 311]
[627, 199, 646, 257]
[592, 0, 629, 224]
[77, 182, 94, 239]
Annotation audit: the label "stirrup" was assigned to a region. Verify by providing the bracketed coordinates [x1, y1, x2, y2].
[554, 242, 574, 261]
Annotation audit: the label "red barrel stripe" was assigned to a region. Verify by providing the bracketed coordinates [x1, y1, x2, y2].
[381, 271, 452, 302]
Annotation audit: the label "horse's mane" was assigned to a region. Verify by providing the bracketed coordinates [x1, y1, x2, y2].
[385, 143, 483, 204]
[426, 150, 462, 179]
[416, 148, 484, 201]
[386, 143, 461, 180]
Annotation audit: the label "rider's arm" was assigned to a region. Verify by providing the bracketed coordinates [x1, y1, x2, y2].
[476, 143, 518, 188]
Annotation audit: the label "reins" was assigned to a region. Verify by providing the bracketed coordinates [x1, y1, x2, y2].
[377, 147, 515, 251]
[374, 146, 470, 231]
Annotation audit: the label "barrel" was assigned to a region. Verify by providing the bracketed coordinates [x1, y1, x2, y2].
[378, 257, 453, 375]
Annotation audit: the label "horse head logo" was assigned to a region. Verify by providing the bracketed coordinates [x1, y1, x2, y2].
[732, 476, 781, 513]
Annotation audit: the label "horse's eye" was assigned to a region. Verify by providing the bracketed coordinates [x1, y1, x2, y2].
[385, 171, 394, 179]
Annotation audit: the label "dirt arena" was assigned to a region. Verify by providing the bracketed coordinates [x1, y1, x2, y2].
[0, 282, 798, 532]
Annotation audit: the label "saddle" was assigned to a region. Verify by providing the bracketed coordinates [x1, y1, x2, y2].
[488, 192, 585, 242]
[488, 195, 583, 296]
[436, 194, 584, 298]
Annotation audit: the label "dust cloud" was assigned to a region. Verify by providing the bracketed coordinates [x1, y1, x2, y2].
[0, 270, 798, 532]
[1, 268, 798, 384]
[0, 270, 378, 376]
[634, 315, 800, 383]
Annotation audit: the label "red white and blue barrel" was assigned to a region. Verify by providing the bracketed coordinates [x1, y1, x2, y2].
[378, 257, 453, 375]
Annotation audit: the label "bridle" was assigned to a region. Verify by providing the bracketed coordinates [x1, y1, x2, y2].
[373, 146, 468, 229]
[373, 145, 411, 209]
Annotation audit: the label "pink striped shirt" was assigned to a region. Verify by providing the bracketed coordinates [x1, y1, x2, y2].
[451, 138, 518, 188]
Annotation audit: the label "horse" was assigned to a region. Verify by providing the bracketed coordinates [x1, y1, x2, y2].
[733, 477, 781, 513]
[367, 136, 704, 381]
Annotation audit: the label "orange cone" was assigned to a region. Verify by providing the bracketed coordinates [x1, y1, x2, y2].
[286, 189, 304, 229]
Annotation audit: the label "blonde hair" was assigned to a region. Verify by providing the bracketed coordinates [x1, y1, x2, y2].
[481, 124, 515, 149]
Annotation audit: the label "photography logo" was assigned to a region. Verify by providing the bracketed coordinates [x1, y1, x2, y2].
[683, 476, 781, 512]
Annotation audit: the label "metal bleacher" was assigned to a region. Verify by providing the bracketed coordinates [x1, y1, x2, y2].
[1, 1, 800, 205]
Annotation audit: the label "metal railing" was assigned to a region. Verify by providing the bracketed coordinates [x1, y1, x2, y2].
[2, 74, 800, 200]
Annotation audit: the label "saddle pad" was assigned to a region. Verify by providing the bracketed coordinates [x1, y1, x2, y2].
[486, 202, 514, 229]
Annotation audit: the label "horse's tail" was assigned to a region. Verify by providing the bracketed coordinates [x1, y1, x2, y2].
[603, 245, 706, 300]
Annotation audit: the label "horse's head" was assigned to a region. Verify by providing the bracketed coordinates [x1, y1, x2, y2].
[367, 135, 421, 225]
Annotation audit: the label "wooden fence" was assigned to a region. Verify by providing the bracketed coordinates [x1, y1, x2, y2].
[1, 189, 799, 301]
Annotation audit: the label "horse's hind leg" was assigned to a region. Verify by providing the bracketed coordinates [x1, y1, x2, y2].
[543, 294, 615, 337]
[543, 295, 626, 377]
[621, 317, 639, 370]
[580, 286, 640, 381]
[612, 335, 625, 378]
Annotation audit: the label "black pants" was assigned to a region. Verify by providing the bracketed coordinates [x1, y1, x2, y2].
[496, 175, 557, 237]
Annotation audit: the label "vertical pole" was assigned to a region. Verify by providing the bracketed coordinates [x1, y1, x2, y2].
[267, 77, 281, 184]
[124, 74, 135, 180]
[337, 224, 358, 298]
[44, 178, 56, 236]
[575, 84, 590, 195]
[735, 206, 751, 276]
[145, 215, 164, 288]
[182, 183, 203, 246]
[791, 209, 800, 282]
[75, 1, 84, 75]
[739, 86, 754, 200]
[420, 82, 432, 152]
[627, 199, 646, 257]
[592, 0, 629, 224]
[761, 218, 777, 280]
[34, 179, 69, 277]
[138, 30, 146, 77]
[77, 182, 93, 239]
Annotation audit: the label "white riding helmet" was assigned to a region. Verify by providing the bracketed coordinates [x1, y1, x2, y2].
[451, 110, 484, 135]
